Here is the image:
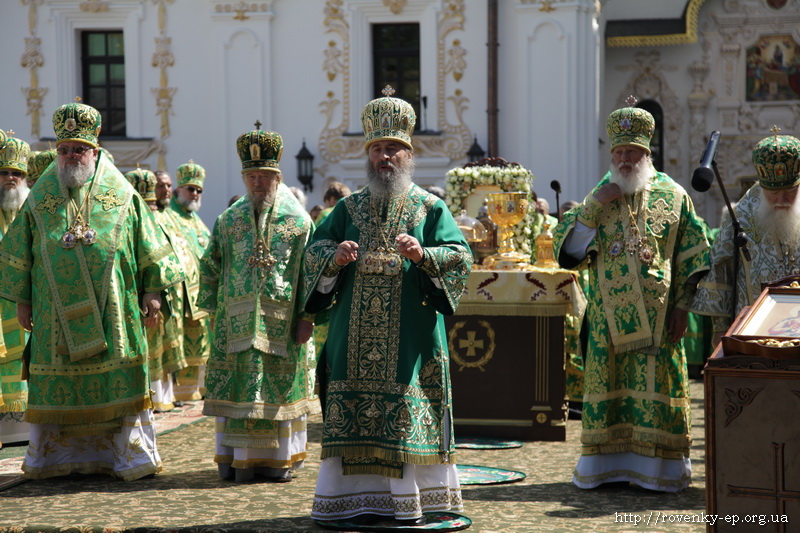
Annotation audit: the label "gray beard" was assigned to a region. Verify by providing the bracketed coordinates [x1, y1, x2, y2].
[757, 189, 800, 247]
[177, 195, 201, 212]
[253, 193, 276, 219]
[608, 156, 653, 195]
[156, 197, 170, 209]
[0, 181, 29, 210]
[58, 160, 95, 189]
[366, 158, 415, 199]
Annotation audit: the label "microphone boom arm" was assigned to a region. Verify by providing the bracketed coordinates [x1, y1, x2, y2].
[710, 159, 750, 323]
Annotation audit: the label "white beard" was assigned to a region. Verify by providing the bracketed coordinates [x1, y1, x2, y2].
[58, 159, 95, 189]
[177, 195, 202, 212]
[366, 158, 415, 199]
[0, 180, 30, 210]
[757, 189, 800, 247]
[608, 156, 654, 195]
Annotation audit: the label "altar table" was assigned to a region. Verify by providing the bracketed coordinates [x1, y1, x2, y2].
[446, 267, 585, 441]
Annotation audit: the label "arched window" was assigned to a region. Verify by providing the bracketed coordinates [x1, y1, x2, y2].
[636, 100, 663, 172]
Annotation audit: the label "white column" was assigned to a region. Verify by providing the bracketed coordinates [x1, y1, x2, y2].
[501, 0, 601, 206]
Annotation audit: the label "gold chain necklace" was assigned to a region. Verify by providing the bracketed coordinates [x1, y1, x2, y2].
[359, 189, 409, 276]
[609, 191, 654, 265]
[247, 195, 279, 274]
[779, 240, 799, 276]
[61, 182, 98, 249]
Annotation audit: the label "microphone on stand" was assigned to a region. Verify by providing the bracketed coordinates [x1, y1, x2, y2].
[690, 130, 751, 321]
[550, 180, 562, 221]
[691, 131, 721, 192]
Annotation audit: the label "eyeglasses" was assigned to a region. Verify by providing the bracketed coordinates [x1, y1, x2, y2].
[57, 145, 93, 156]
[185, 186, 203, 194]
[0, 170, 25, 178]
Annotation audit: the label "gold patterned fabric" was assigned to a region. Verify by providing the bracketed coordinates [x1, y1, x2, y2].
[52, 100, 102, 148]
[692, 184, 799, 333]
[0, 151, 183, 431]
[0, 137, 31, 174]
[198, 186, 319, 454]
[553, 171, 709, 482]
[361, 86, 416, 150]
[169, 196, 211, 400]
[304, 185, 472, 478]
[146, 209, 188, 388]
[0, 209, 29, 421]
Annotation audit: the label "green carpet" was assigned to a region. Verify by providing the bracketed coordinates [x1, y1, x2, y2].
[0, 381, 707, 532]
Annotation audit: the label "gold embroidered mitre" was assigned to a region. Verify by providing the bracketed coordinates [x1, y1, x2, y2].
[361, 85, 416, 150]
[176, 160, 206, 189]
[752, 131, 800, 190]
[236, 122, 283, 174]
[53, 98, 102, 148]
[606, 96, 655, 155]
[0, 135, 31, 174]
[124, 167, 157, 202]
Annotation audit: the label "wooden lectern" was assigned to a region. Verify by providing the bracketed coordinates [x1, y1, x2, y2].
[705, 280, 800, 532]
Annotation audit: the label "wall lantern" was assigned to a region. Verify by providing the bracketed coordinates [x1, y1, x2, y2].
[296, 140, 315, 192]
[467, 135, 486, 162]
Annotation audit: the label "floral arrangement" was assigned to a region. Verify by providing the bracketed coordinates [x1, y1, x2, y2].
[444, 157, 536, 255]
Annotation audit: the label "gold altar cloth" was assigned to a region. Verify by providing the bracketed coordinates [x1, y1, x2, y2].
[459, 267, 586, 318]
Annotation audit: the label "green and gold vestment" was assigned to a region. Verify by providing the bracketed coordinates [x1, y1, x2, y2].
[553, 172, 709, 468]
[0, 152, 182, 433]
[146, 209, 188, 386]
[199, 186, 319, 448]
[692, 184, 798, 333]
[0, 208, 29, 416]
[169, 196, 211, 398]
[304, 185, 472, 478]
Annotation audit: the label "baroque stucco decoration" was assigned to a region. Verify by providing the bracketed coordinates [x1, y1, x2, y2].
[703, 0, 800, 217]
[318, 0, 471, 168]
[607, 0, 707, 48]
[79, 0, 109, 12]
[20, 0, 47, 139]
[214, 1, 271, 20]
[615, 51, 683, 180]
[151, 0, 176, 170]
[384, 0, 408, 14]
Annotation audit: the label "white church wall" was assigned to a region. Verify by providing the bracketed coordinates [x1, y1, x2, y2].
[497, 0, 601, 212]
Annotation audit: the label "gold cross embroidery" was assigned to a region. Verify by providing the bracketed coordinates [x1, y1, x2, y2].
[229, 217, 252, 242]
[458, 331, 485, 357]
[274, 220, 305, 242]
[95, 189, 125, 210]
[647, 197, 679, 235]
[36, 193, 65, 215]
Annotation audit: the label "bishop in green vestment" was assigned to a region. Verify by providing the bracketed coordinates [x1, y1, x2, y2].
[306, 88, 472, 525]
[692, 133, 800, 340]
[553, 99, 709, 492]
[169, 161, 212, 401]
[0, 101, 183, 480]
[125, 168, 187, 412]
[199, 128, 320, 483]
[0, 134, 31, 445]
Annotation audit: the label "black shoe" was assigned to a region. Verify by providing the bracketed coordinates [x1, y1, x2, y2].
[173, 401, 184, 407]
